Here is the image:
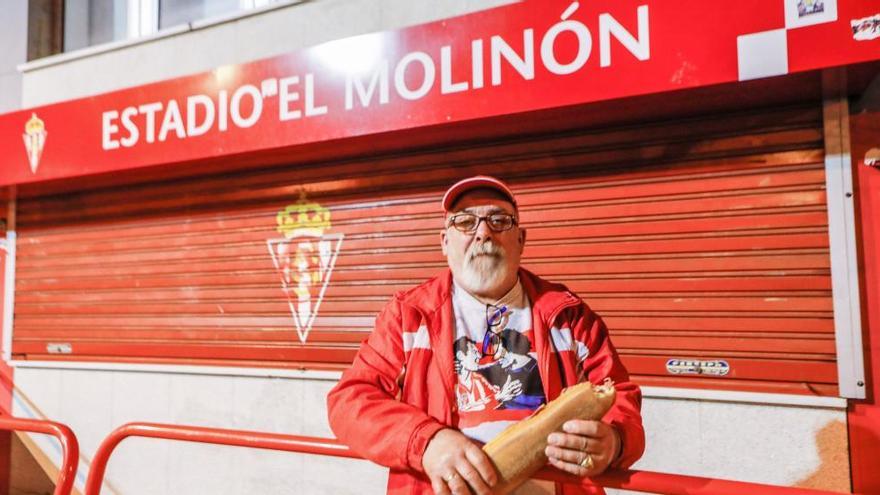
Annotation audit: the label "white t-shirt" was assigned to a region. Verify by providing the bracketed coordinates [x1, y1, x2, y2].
[452, 280, 554, 495]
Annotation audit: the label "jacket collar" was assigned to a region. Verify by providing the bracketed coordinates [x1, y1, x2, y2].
[398, 267, 581, 397]
[517, 268, 580, 320]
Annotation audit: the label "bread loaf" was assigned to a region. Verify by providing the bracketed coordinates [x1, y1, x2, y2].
[481, 380, 616, 495]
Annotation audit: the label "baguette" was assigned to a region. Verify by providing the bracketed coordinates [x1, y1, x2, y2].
[481, 379, 616, 495]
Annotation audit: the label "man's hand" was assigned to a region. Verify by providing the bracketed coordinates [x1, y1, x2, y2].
[422, 428, 498, 495]
[544, 420, 620, 477]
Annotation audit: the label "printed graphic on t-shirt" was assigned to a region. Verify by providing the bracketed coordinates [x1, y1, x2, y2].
[452, 302, 546, 442]
[454, 330, 545, 413]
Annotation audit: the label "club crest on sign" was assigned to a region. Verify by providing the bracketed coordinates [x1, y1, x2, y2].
[23, 113, 47, 174]
[267, 192, 343, 343]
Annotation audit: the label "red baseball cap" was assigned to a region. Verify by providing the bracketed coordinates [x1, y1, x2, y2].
[441, 175, 517, 212]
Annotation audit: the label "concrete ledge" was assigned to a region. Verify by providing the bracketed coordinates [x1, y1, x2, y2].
[13, 360, 849, 408]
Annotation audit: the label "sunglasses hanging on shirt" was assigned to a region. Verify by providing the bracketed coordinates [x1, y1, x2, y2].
[481, 304, 509, 358]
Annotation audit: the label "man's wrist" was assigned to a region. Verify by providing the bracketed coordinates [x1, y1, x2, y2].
[411, 422, 448, 473]
[611, 426, 624, 466]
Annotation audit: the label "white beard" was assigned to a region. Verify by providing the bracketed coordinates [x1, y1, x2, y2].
[458, 241, 508, 295]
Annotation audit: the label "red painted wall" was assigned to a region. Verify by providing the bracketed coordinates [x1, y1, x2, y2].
[848, 110, 880, 494]
[0, 248, 11, 415]
[0, 248, 11, 495]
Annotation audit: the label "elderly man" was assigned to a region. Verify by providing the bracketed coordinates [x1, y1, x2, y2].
[327, 176, 644, 495]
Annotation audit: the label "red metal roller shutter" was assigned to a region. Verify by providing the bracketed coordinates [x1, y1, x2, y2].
[12, 104, 835, 395]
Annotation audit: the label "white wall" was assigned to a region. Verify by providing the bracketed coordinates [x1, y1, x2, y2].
[13, 366, 849, 495]
[13, 366, 387, 495]
[20, 0, 517, 108]
[0, 0, 28, 113]
[617, 389, 850, 494]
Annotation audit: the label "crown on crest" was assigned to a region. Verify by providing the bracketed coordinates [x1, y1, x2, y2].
[25, 113, 45, 135]
[276, 191, 331, 238]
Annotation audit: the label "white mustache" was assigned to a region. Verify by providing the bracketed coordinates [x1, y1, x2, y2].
[467, 241, 504, 260]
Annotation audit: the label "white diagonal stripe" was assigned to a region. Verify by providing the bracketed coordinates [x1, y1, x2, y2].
[403, 325, 431, 352]
[550, 326, 573, 352]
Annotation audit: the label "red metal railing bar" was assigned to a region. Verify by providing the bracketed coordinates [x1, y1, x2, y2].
[533, 468, 857, 495]
[84, 422, 850, 495]
[0, 415, 80, 495]
[84, 423, 359, 494]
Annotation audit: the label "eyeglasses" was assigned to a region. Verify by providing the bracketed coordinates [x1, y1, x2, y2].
[481, 304, 509, 357]
[447, 213, 517, 233]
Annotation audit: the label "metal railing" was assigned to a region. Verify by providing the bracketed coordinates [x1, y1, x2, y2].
[83, 422, 851, 495]
[0, 415, 79, 495]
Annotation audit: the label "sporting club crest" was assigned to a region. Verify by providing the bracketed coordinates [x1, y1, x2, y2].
[267, 193, 343, 343]
[23, 113, 47, 174]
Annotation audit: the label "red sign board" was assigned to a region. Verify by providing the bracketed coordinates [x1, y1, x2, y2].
[1, 0, 878, 186]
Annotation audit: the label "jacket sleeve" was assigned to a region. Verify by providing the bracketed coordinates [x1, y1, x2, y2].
[326, 296, 445, 472]
[569, 303, 645, 469]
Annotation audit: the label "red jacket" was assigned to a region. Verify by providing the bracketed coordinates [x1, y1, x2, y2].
[327, 269, 644, 495]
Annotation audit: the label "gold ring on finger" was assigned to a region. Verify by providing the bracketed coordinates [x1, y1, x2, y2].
[579, 454, 594, 470]
[443, 473, 457, 483]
